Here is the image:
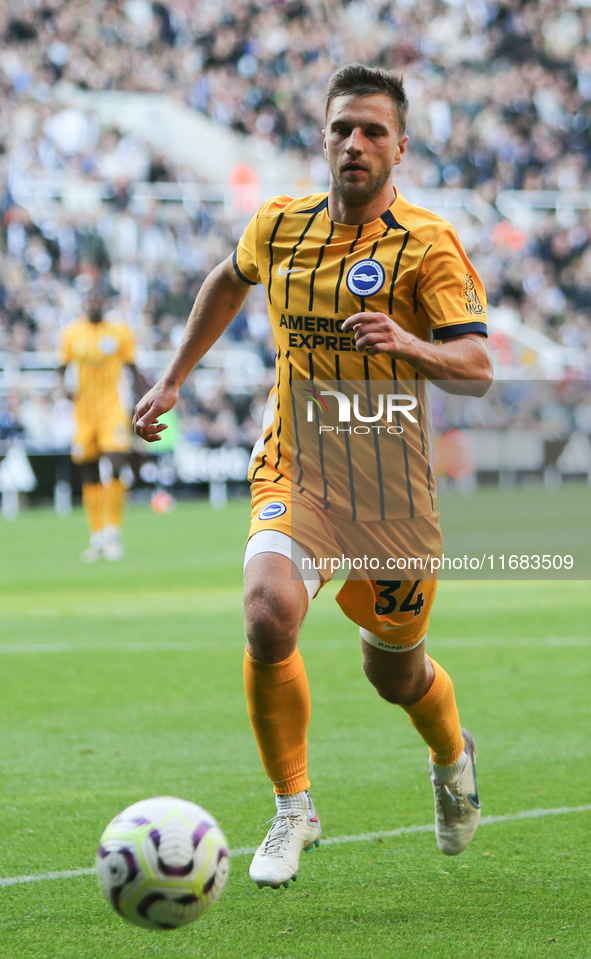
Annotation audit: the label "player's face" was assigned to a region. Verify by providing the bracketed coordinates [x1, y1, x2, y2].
[87, 291, 105, 323]
[323, 94, 407, 207]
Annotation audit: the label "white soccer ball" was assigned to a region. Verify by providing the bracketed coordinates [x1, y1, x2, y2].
[96, 796, 229, 930]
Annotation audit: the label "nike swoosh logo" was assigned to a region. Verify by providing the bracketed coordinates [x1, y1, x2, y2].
[380, 623, 407, 631]
[278, 263, 306, 276]
[468, 755, 480, 809]
[468, 750, 481, 808]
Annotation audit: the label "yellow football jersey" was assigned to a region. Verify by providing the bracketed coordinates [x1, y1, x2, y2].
[59, 317, 135, 420]
[235, 190, 487, 522]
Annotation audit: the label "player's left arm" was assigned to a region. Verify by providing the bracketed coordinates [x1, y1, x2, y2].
[343, 227, 492, 396]
[340, 315, 492, 396]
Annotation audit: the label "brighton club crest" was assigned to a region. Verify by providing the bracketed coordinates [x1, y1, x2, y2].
[346, 259, 386, 297]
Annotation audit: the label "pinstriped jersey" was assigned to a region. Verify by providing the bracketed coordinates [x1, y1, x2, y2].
[59, 318, 135, 420]
[234, 190, 487, 521]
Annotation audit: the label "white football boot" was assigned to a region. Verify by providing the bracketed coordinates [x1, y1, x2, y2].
[430, 728, 481, 856]
[102, 525, 124, 561]
[249, 794, 321, 889]
[80, 532, 103, 563]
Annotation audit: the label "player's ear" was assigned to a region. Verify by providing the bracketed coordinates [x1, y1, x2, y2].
[321, 128, 327, 157]
[394, 134, 408, 166]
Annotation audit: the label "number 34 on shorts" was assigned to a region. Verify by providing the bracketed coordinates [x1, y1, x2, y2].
[374, 579, 425, 616]
[335, 577, 437, 648]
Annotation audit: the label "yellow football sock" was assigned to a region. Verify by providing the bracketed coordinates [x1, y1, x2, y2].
[243, 647, 311, 795]
[82, 481, 104, 534]
[403, 656, 465, 765]
[104, 478, 125, 529]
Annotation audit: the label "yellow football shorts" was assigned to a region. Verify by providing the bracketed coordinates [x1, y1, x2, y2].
[248, 474, 441, 649]
[71, 410, 132, 463]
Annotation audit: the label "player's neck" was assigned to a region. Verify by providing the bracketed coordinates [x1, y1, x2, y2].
[327, 182, 396, 225]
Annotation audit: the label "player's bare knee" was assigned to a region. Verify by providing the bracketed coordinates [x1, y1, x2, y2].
[366, 671, 422, 706]
[244, 581, 301, 661]
[108, 452, 127, 478]
[362, 646, 431, 706]
[80, 461, 100, 485]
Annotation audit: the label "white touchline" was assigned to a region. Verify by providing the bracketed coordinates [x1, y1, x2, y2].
[1, 638, 590, 655]
[0, 641, 248, 654]
[2, 804, 590, 888]
[0, 867, 97, 887]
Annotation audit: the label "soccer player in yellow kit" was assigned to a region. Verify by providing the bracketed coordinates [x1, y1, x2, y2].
[59, 286, 146, 562]
[134, 64, 493, 888]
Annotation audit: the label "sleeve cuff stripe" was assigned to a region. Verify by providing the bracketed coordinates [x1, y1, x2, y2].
[232, 249, 257, 286]
[433, 321, 488, 340]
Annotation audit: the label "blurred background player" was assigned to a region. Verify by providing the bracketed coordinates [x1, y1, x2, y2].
[58, 284, 147, 561]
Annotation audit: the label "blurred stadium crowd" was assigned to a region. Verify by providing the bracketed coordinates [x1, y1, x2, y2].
[1, 0, 591, 455]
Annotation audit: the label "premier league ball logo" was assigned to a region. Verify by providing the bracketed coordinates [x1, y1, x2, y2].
[346, 259, 386, 297]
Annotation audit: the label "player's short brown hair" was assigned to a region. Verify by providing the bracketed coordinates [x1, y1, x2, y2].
[325, 63, 408, 134]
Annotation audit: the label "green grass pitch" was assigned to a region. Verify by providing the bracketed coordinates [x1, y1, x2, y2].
[1, 497, 590, 959]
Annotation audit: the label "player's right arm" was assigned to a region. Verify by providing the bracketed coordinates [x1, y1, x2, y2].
[56, 325, 75, 401]
[56, 365, 70, 399]
[133, 254, 252, 442]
